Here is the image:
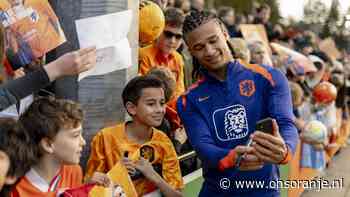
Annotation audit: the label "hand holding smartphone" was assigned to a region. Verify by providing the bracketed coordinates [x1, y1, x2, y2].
[235, 118, 274, 168]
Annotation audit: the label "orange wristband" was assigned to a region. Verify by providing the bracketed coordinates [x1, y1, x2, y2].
[279, 146, 292, 164]
[218, 149, 237, 171]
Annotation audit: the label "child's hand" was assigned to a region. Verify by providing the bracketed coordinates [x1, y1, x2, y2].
[134, 157, 159, 183]
[174, 127, 187, 144]
[121, 157, 137, 176]
[88, 172, 111, 187]
[13, 68, 25, 79]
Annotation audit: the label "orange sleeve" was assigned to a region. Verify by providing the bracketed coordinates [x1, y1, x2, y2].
[160, 137, 184, 190]
[218, 149, 237, 171]
[138, 48, 153, 75]
[173, 57, 185, 98]
[139, 58, 152, 75]
[84, 132, 108, 182]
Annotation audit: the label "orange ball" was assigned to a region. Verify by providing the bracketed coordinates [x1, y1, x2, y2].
[312, 81, 337, 104]
[139, 0, 165, 45]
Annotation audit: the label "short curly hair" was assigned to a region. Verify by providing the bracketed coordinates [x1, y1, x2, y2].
[19, 97, 83, 160]
[183, 10, 216, 36]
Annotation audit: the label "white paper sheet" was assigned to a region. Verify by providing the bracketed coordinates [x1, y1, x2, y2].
[75, 10, 133, 80]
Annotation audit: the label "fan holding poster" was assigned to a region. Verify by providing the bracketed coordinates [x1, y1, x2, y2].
[240, 24, 273, 66]
[0, 0, 65, 69]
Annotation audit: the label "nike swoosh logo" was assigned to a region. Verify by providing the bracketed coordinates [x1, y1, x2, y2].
[198, 96, 210, 102]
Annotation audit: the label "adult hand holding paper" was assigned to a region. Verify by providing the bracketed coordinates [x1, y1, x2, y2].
[75, 10, 133, 80]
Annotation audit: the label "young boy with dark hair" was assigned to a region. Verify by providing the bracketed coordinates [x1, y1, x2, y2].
[85, 75, 183, 197]
[12, 97, 86, 196]
[147, 67, 188, 154]
[0, 118, 35, 197]
[139, 7, 186, 101]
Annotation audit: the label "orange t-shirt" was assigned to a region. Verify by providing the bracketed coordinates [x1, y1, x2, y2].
[11, 165, 82, 197]
[139, 43, 185, 99]
[85, 123, 184, 196]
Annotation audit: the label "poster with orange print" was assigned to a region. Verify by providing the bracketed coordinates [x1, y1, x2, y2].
[239, 24, 273, 66]
[0, 0, 65, 69]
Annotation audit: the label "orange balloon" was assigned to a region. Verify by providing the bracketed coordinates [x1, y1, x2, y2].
[139, 0, 165, 45]
[312, 81, 337, 104]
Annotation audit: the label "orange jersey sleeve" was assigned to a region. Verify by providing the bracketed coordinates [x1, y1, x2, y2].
[150, 132, 184, 190]
[138, 45, 156, 75]
[172, 52, 185, 99]
[85, 123, 184, 196]
[84, 125, 124, 182]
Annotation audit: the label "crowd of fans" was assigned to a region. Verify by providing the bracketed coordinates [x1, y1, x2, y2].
[0, 0, 349, 196]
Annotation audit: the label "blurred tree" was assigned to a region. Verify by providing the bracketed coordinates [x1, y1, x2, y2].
[334, 7, 350, 51]
[301, 0, 328, 34]
[303, 0, 328, 25]
[213, 0, 281, 24]
[321, 0, 341, 38]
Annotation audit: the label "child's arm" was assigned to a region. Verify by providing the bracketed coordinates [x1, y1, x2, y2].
[87, 172, 111, 187]
[85, 132, 109, 182]
[134, 158, 183, 197]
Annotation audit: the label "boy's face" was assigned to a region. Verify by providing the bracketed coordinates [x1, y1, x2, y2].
[157, 25, 183, 55]
[0, 150, 16, 190]
[192, 0, 204, 11]
[182, 1, 191, 14]
[223, 11, 235, 26]
[186, 20, 232, 72]
[128, 87, 166, 127]
[50, 124, 86, 165]
[250, 48, 265, 65]
[0, 151, 9, 190]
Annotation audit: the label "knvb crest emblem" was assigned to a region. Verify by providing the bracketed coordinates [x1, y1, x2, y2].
[239, 80, 255, 97]
[212, 105, 249, 141]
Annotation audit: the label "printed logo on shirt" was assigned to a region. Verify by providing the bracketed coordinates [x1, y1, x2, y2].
[140, 145, 155, 163]
[213, 104, 249, 141]
[239, 80, 255, 97]
[198, 96, 210, 102]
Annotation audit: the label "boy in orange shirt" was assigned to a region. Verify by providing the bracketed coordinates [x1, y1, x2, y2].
[85, 75, 183, 196]
[139, 7, 186, 100]
[12, 97, 86, 197]
[0, 118, 35, 197]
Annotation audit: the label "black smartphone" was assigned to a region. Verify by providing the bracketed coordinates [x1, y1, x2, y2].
[255, 118, 274, 135]
[235, 118, 274, 168]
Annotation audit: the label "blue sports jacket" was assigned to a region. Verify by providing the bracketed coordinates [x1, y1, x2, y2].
[177, 60, 298, 197]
